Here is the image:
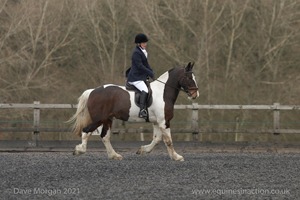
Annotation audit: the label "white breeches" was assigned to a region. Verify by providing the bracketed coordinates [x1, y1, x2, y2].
[128, 81, 148, 93]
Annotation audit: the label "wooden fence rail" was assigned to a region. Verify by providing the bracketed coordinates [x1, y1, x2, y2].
[1, 102, 300, 146]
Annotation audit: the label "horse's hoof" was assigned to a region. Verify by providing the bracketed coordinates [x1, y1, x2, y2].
[136, 148, 143, 155]
[174, 155, 184, 162]
[73, 150, 84, 156]
[178, 157, 185, 162]
[114, 155, 123, 160]
[109, 154, 123, 160]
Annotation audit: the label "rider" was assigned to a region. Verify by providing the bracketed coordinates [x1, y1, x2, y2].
[127, 33, 154, 119]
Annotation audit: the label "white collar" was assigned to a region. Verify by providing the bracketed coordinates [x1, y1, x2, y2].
[139, 47, 148, 58]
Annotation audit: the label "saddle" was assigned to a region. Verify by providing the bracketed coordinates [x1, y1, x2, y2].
[125, 81, 153, 108]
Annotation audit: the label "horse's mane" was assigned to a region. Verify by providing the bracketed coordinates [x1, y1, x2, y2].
[168, 66, 184, 73]
[157, 66, 184, 80]
[168, 67, 176, 72]
[170, 65, 184, 71]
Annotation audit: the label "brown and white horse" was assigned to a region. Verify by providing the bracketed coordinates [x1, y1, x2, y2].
[69, 62, 199, 161]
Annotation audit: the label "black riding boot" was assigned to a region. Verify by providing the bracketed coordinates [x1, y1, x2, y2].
[139, 91, 148, 119]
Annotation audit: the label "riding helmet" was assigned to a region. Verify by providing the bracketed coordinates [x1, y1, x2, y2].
[134, 33, 149, 43]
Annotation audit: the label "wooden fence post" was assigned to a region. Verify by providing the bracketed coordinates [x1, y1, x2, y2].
[139, 127, 144, 141]
[273, 102, 280, 135]
[192, 103, 199, 141]
[235, 116, 240, 142]
[33, 101, 40, 147]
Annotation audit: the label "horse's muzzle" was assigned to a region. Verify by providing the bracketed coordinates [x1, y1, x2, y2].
[187, 87, 199, 99]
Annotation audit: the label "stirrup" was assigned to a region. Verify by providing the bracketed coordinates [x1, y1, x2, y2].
[139, 109, 148, 118]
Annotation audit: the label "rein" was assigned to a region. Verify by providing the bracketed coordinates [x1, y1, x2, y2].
[155, 78, 198, 97]
[155, 79, 185, 92]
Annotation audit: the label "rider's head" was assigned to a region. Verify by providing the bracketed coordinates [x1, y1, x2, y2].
[135, 33, 149, 44]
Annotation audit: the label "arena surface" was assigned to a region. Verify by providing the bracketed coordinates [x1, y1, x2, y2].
[0, 143, 299, 200]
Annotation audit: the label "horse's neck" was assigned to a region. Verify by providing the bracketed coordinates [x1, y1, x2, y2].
[156, 70, 180, 105]
[165, 86, 180, 105]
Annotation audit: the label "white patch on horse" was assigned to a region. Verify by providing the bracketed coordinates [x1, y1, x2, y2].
[73, 132, 92, 155]
[137, 124, 162, 154]
[101, 127, 123, 160]
[103, 84, 119, 88]
[192, 74, 200, 98]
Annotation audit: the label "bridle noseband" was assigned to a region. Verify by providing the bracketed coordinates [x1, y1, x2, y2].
[183, 86, 199, 97]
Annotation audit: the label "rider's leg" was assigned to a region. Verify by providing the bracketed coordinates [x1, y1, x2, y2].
[139, 91, 148, 118]
[128, 81, 148, 119]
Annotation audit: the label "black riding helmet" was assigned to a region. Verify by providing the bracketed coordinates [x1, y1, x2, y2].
[134, 33, 149, 44]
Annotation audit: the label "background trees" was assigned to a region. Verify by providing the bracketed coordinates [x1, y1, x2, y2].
[1, 0, 299, 105]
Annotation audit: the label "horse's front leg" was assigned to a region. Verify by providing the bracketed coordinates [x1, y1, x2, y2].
[137, 124, 162, 154]
[101, 126, 123, 160]
[73, 132, 92, 155]
[161, 127, 184, 161]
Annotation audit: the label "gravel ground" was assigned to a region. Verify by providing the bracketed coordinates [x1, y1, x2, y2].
[0, 150, 299, 200]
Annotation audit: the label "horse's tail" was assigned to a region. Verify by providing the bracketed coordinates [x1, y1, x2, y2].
[67, 89, 93, 137]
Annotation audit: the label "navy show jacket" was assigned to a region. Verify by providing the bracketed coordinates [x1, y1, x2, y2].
[127, 46, 154, 82]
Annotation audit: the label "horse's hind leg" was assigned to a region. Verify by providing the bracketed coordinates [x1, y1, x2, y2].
[73, 122, 101, 156]
[101, 121, 123, 160]
[161, 127, 184, 161]
[73, 131, 92, 155]
[137, 124, 162, 154]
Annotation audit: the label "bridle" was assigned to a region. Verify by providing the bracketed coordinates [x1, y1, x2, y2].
[155, 75, 198, 97]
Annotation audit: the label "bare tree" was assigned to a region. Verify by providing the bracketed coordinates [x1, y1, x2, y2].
[0, 0, 75, 102]
[80, 0, 127, 83]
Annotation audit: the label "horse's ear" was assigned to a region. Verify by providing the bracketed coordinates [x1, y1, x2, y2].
[185, 62, 194, 72]
[190, 62, 194, 70]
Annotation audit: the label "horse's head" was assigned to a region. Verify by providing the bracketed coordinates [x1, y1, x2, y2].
[178, 62, 199, 99]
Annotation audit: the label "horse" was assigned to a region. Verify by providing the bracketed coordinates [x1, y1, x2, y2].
[68, 62, 199, 161]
